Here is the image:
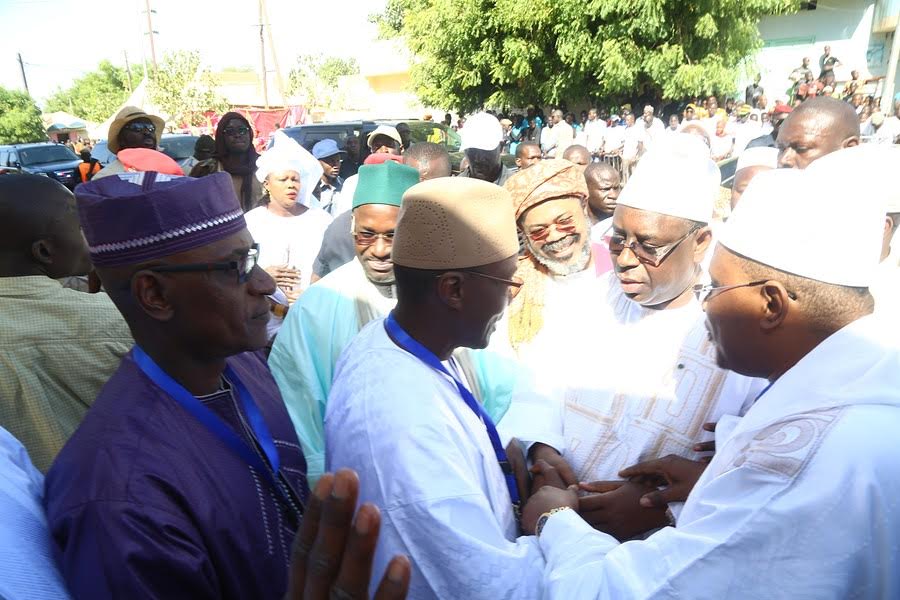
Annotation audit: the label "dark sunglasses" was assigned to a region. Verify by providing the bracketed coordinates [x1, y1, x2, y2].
[124, 122, 156, 135]
[223, 126, 251, 137]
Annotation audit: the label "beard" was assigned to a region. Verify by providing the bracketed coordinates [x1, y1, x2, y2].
[527, 233, 592, 276]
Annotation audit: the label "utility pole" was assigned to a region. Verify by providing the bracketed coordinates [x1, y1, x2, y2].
[261, 0, 285, 106]
[124, 50, 134, 93]
[17, 53, 29, 95]
[258, 0, 269, 109]
[144, 0, 158, 73]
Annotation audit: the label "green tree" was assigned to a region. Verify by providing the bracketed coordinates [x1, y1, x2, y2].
[148, 51, 228, 127]
[45, 61, 131, 122]
[287, 55, 359, 109]
[0, 87, 46, 144]
[374, 0, 800, 111]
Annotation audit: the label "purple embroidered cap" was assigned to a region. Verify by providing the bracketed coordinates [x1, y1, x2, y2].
[75, 171, 247, 267]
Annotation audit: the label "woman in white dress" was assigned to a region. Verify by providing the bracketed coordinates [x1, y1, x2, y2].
[246, 131, 334, 336]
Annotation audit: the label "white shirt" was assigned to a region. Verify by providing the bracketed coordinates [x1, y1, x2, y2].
[539, 314, 900, 599]
[326, 320, 545, 599]
[603, 126, 626, 154]
[502, 273, 764, 482]
[548, 121, 575, 158]
[641, 117, 665, 150]
[244, 205, 333, 291]
[622, 125, 646, 160]
[709, 132, 734, 160]
[583, 119, 607, 153]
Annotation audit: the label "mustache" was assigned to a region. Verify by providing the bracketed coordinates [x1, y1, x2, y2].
[542, 233, 580, 252]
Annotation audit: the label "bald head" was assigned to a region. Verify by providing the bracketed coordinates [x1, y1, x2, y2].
[584, 162, 621, 220]
[0, 174, 91, 278]
[562, 144, 591, 168]
[515, 141, 542, 170]
[402, 142, 451, 181]
[776, 97, 860, 169]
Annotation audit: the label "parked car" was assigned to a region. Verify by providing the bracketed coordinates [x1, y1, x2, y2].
[0, 143, 82, 189]
[89, 134, 199, 172]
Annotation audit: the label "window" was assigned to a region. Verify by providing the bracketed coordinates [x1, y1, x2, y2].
[800, 1, 818, 9]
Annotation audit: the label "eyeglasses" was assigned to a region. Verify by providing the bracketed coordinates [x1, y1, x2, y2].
[608, 225, 700, 267]
[693, 280, 797, 303]
[354, 230, 394, 246]
[223, 126, 251, 137]
[463, 270, 524, 300]
[146, 244, 260, 284]
[123, 122, 156, 135]
[525, 215, 579, 242]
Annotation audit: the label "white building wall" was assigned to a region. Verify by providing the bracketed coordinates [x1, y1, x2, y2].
[741, 0, 898, 106]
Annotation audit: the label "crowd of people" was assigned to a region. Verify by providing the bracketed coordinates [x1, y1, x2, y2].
[0, 77, 899, 600]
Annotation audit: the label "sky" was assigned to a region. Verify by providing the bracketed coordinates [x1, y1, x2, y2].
[0, 0, 386, 106]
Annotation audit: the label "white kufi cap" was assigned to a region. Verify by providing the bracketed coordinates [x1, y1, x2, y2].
[255, 130, 323, 208]
[720, 167, 885, 287]
[460, 112, 504, 152]
[805, 144, 900, 213]
[616, 133, 721, 223]
[736, 146, 778, 173]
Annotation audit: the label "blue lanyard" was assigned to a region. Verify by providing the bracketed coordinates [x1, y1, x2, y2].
[384, 314, 520, 506]
[132, 346, 282, 492]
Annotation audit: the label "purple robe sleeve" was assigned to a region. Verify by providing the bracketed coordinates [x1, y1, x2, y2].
[53, 500, 219, 599]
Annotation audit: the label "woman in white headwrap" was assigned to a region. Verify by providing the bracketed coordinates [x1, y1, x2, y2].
[245, 131, 333, 320]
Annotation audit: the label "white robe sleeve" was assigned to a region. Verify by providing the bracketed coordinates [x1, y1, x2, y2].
[326, 344, 546, 600]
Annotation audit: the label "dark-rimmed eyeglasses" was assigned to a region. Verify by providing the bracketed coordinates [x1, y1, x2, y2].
[123, 122, 156, 135]
[354, 230, 394, 246]
[609, 224, 701, 267]
[693, 280, 798, 303]
[146, 244, 260, 284]
[223, 126, 251, 137]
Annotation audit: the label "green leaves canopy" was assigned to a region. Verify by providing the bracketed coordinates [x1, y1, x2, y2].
[45, 61, 131, 123]
[0, 87, 46, 144]
[148, 51, 228, 127]
[376, 0, 800, 111]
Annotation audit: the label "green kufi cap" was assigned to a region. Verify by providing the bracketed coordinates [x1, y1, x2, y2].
[352, 161, 420, 210]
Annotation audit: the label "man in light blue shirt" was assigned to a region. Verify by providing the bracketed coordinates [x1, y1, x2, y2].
[0, 425, 69, 599]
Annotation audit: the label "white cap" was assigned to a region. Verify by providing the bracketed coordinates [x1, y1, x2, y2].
[366, 125, 403, 149]
[616, 133, 721, 223]
[255, 130, 323, 207]
[720, 168, 885, 287]
[805, 144, 900, 213]
[460, 112, 504, 151]
[736, 147, 778, 173]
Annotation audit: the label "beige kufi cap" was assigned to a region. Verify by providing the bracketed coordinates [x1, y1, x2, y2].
[720, 167, 885, 287]
[392, 177, 519, 269]
[504, 159, 587, 220]
[617, 133, 721, 223]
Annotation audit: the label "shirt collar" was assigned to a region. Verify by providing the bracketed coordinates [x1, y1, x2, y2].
[0, 275, 64, 298]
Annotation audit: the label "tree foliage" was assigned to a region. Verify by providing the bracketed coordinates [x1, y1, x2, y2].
[45, 61, 131, 122]
[0, 87, 46, 144]
[148, 51, 228, 127]
[287, 55, 359, 109]
[375, 0, 801, 111]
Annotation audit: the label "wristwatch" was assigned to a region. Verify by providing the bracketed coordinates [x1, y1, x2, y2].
[535, 506, 571, 537]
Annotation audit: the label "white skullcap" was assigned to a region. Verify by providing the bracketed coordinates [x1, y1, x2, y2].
[720, 168, 885, 287]
[736, 147, 778, 173]
[616, 133, 721, 223]
[805, 144, 900, 213]
[256, 131, 323, 208]
[460, 113, 504, 152]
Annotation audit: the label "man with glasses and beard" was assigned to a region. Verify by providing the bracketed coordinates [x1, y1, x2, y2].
[496, 159, 604, 371]
[502, 137, 765, 542]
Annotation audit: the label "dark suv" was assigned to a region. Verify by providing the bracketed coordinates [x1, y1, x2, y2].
[0, 143, 82, 189]
[272, 119, 461, 155]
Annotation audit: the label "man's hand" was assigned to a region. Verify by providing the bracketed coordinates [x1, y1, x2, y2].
[692, 422, 717, 457]
[618, 454, 709, 509]
[265, 265, 302, 290]
[528, 443, 578, 488]
[284, 469, 410, 600]
[504, 439, 530, 502]
[520, 484, 579, 535]
[577, 480, 669, 541]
